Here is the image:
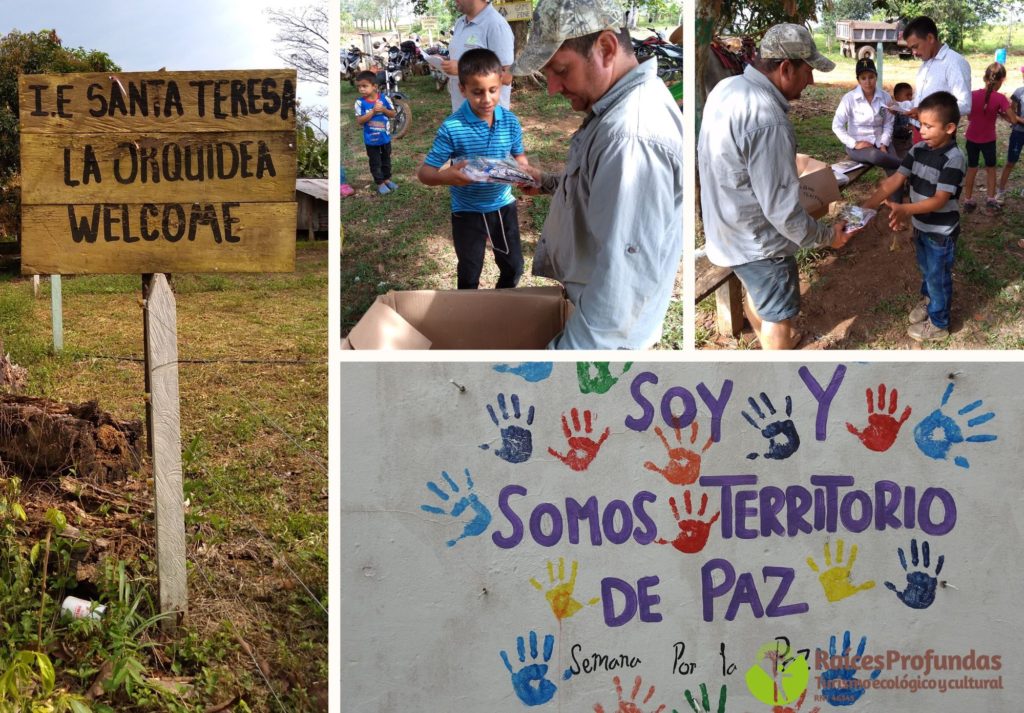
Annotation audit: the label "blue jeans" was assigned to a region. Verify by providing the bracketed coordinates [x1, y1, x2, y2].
[913, 228, 957, 329]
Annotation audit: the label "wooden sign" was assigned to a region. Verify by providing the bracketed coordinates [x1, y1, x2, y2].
[420, 16, 439, 30]
[19, 70, 297, 274]
[494, 1, 533, 22]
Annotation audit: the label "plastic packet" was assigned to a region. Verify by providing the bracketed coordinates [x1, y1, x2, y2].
[838, 205, 876, 233]
[457, 156, 537, 186]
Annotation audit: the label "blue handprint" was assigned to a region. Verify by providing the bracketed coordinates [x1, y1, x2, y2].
[500, 631, 557, 707]
[493, 362, 554, 383]
[480, 393, 536, 464]
[743, 393, 800, 460]
[885, 538, 944, 609]
[419, 469, 491, 547]
[818, 631, 880, 707]
[913, 382, 997, 468]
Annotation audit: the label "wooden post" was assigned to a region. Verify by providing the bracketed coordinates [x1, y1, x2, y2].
[50, 275, 63, 352]
[714, 275, 744, 338]
[32, 274, 39, 298]
[143, 273, 187, 629]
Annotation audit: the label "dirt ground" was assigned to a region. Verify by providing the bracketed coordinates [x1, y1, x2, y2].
[701, 189, 1024, 350]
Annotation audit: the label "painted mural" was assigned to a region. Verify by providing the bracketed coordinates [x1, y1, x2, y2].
[340, 362, 1020, 712]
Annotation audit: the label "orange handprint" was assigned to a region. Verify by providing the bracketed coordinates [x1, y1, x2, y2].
[594, 675, 666, 713]
[644, 423, 714, 486]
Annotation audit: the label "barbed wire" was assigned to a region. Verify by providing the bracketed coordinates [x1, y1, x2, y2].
[143, 284, 330, 611]
[190, 552, 290, 713]
[73, 353, 322, 366]
[249, 523, 328, 618]
[137, 290, 330, 473]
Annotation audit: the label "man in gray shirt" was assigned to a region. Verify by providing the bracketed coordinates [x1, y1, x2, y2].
[699, 23, 853, 350]
[441, 0, 515, 111]
[514, 0, 683, 349]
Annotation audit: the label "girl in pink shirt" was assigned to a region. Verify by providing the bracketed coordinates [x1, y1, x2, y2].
[963, 63, 1019, 210]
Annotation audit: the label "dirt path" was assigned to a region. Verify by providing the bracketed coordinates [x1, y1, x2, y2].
[700, 194, 1024, 350]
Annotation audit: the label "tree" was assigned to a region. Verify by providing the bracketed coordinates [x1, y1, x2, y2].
[0, 30, 118, 238]
[411, 0, 456, 26]
[350, 0, 383, 29]
[411, 0, 457, 31]
[631, 0, 683, 25]
[381, 0, 412, 31]
[266, 3, 329, 87]
[296, 106, 328, 177]
[881, 0, 1002, 51]
[706, 0, 819, 37]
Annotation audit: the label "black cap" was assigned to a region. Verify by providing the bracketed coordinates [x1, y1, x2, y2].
[855, 58, 877, 76]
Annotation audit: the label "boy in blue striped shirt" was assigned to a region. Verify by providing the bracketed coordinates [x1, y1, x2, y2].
[862, 91, 965, 343]
[417, 49, 532, 289]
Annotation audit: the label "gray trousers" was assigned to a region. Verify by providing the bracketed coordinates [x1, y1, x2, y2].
[846, 144, 902, 174]
[847, 144, 903, 200]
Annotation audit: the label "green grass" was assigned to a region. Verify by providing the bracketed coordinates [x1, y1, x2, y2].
[0, 244, 327, 710]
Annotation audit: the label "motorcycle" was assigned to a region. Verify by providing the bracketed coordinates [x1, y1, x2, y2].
[631, 29, 682, 83]
[341, 45, 364, 85]
[632, 28, 674, 61]
[398, 38, 425, 72]
[375, 60, 411, 139]
[424, 39, 450, 93]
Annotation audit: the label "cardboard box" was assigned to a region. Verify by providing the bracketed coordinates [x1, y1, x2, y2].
[796, 154, 842, 219]
[342, 286, 571, 350]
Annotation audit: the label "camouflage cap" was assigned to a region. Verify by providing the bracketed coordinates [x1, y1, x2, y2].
[511, 0, 625, 75]
[760, 23, 835, 72]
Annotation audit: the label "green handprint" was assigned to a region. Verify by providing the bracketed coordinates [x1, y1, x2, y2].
[676, 683, 726, 713]
[577, 362, 633, 395]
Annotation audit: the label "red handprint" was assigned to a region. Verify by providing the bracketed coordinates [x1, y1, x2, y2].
[548, 408, 610, 472]
[594, 675, 666, 713]
[846, 383, 911, 452]
[773, 689, 821, 713]
[643, 423, 713, 485]
[656, 491, 720, 554]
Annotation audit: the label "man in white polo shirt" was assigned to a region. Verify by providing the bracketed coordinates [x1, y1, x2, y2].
[903, 15, 972, 141]
[441, 0, 515, 111]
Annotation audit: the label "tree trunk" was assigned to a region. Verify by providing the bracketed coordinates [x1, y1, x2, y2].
[0, 396, 143, 482]
[511, 20, 530, 59]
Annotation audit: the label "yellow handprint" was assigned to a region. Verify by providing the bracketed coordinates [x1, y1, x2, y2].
[806, 539, 875, 603]
[530, 558, 599, 620]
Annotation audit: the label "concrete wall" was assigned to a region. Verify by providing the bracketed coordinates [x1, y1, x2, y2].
[340, 361, 1021, 712]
